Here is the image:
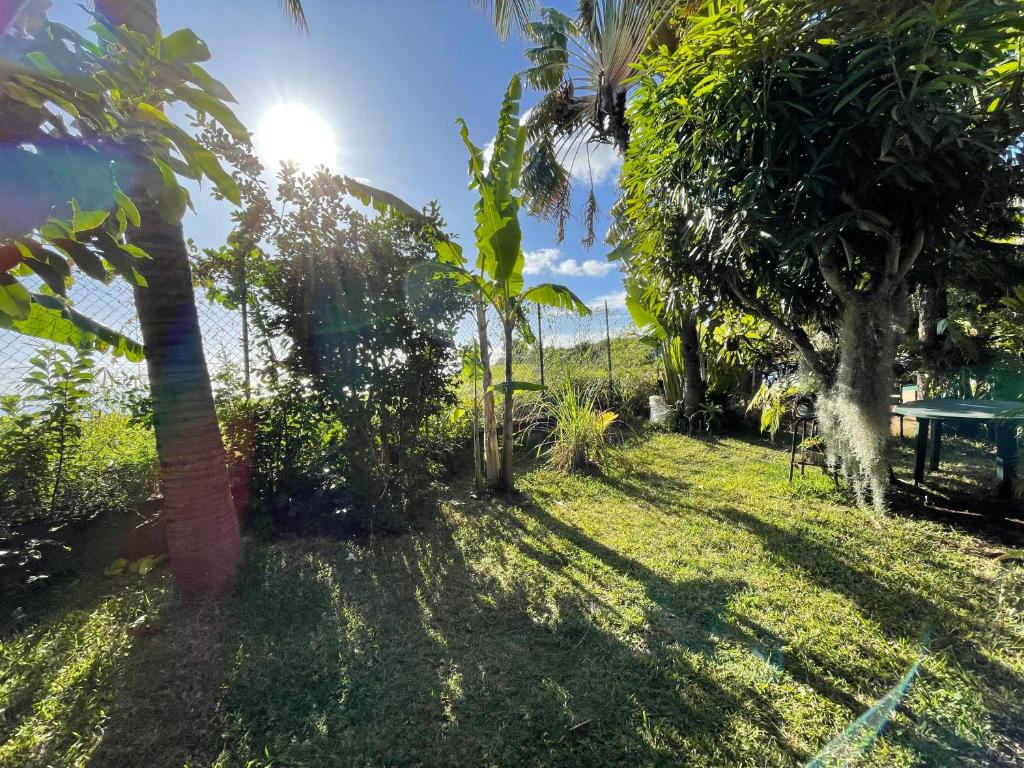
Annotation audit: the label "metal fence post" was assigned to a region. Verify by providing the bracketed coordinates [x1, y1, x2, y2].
[240, 247, 251, 403]
[604, 300, 613, 391]
[536, 303, 545, 388]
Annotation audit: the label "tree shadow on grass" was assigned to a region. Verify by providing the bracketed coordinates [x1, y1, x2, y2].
[87, 490, 818, 767]
[63, 454, 1020, 768]
[0, 576, 179, 768]
[705, 504, 1024, 760]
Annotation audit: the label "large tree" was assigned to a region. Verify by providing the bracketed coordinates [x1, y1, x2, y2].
[1, 3, 262, 589]
[623, 0, 1024, 508]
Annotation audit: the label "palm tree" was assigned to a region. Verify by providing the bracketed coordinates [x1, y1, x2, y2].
[280, 0, 308, 31]
[518, 0, 676, 245]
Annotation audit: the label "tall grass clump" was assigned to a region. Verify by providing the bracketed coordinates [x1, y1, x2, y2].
[539, 384, 618, 473]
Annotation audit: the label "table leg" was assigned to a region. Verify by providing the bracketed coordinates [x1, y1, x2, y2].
[929, 419, 943, 471]
[914, 418, 930, 485]
[995, 421, 1019, 499]
[789, 421, 799, 483]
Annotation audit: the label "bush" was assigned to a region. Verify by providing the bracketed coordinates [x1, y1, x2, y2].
[62, 413, 159, 518]
[219, 382, 343, 531]
[539, 384, 618, 473]
[0, 349, 159, 526]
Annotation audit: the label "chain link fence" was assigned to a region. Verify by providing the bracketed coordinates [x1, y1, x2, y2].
[0, 277, 248, 397]
[453, 301, 659, 401]
[1, 279, 658, 404]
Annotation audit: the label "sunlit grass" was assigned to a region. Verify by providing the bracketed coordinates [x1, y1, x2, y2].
[1, 432, 1021, 766]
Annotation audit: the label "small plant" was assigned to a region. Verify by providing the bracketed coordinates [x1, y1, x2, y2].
[687, 400, 724, 434]
[0, 348, 94, 522]
[539, 384, 618, 473]
[0, 348, 158, 526]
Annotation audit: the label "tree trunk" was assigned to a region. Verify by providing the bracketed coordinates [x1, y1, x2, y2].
[477, 300, 500, 486]
[98, 0, 239, 592]
[916, 267, 947, 399]
[132, 200, 240, 593]
[818, 289, 906, 512]
[498, 318, 515, 492]
[680, 311, 706, 417]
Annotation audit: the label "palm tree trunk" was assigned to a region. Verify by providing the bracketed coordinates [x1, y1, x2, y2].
[133, 204, 240, 592]
[498, 317, 515, 492]
[477, 300, 500, 485]
[97, 0, 239, 592]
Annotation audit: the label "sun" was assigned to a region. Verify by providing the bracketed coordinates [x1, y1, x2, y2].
[257, 102, 337, 171]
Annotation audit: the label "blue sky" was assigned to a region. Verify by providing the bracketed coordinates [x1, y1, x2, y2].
[62, 0, 627, 309]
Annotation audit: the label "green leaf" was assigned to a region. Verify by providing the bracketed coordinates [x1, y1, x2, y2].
[136, 101, 172, 125]
[72, 209, 109, 233]
[0, 280, 32, 320]
[25, 51, 61, 78]
[114, 189, 141, 228]
[162, 29, 211, 63]
[522, 283, 591, 315]
[1, 294, 144, 361]
[151, 158, 188, 222]
[434, 239, 466, 266]
[344, 177, 428, 222]
[185, 63, 236, 102]
[174, 85, 250, 143]
[192, 149, 241, 205]
[52, 239, 107, 281]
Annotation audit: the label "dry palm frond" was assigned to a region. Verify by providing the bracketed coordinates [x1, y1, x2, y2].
[280, 0, 308, 32]
[582, 187, 599, 249]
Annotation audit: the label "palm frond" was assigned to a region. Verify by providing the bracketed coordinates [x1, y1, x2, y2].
[582, 187, 599, 249]
[522, 135, 572, 221]
[281, 0, 308, 32]
[472, 0, 539, 41]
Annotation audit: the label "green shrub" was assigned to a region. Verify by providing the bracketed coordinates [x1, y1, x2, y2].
[62, 413, 159, 518]
[538, 384, 618, 473]
[0, 349, 159, 525]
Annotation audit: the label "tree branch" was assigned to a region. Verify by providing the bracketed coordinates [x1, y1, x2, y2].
[822, 241, 852, 302]
[726, 276, 831, 385]
[895, 224, 925, 285]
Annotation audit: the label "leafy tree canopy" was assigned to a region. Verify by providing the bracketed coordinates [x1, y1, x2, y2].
[0, 9, 246, 359]
[623, 0, 1024, 381]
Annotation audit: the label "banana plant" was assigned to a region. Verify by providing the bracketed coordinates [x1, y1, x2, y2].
[440, 76, 591, 491]
[347, 76, 590, 491]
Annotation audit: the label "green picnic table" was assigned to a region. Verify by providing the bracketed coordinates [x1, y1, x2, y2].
[893, 399, 1022, 499]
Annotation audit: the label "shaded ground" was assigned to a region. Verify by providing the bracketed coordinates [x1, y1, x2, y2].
[1, 432, 1022, 767]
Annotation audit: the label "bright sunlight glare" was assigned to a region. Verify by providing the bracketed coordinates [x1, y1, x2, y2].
[257, 102, 337, 171]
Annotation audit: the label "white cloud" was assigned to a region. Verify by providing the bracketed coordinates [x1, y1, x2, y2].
[524, 248, 619, 279]
[567, 142, 622, 185]
[552, 258, 616, 278]
[588, 290, 627, 310]
[523, 247, 562, 275]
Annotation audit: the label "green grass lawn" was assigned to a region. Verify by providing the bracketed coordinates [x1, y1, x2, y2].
[2, 432, 1022, 767]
